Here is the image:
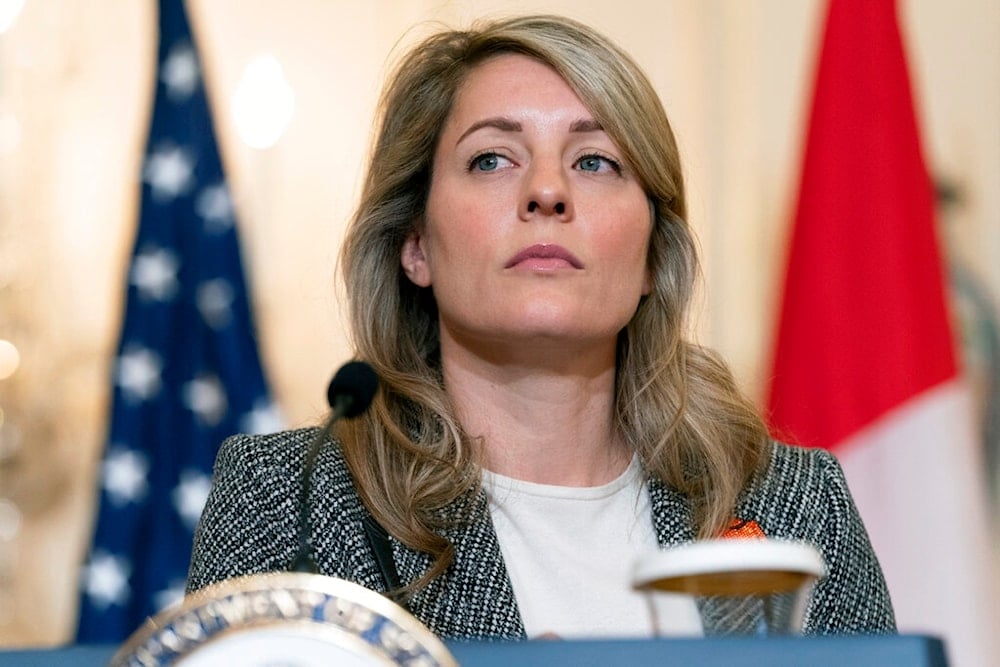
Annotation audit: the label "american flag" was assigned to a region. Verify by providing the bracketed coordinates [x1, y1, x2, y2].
[75, 0, 280, 643]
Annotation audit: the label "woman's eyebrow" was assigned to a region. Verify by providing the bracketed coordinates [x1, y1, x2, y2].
[456, 117, 522, 145]
[569, 118, 603, 133]
[455, 117, 603, 146]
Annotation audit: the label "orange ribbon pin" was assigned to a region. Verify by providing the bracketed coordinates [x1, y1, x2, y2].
[722, 518, 766, 539]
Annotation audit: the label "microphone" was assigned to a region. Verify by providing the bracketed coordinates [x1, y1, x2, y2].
[326, 360, 379, 419]
[290, 360, 378, 573]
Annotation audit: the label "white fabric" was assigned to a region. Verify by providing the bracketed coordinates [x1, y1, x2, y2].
[836, 380, 999, 667]
[482, 456, 703, 639]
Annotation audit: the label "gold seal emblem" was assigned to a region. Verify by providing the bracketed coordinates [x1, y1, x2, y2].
[111, 573, 458, 666]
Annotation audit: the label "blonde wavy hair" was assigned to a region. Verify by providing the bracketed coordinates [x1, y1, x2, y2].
[338, 14, 769, 590]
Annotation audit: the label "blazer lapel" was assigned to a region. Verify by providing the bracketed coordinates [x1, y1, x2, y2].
[391, 490, 525, 641]
[646, 475, 696, 546]
[645, 475, 763, 636]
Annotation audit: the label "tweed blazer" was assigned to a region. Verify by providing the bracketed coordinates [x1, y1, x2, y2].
[186, 428, 895, 639]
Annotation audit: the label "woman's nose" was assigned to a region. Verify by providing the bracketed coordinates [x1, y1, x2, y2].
[519, 159, 573, 221]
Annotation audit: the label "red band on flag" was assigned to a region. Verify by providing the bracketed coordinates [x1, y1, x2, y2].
[766, 0, 956, 450]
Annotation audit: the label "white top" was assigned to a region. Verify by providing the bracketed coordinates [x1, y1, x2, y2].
[482, 456, 703, 639]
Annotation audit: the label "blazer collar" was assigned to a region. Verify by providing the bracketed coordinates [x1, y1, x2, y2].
[391, 489, 526, 640]
[646, 474, 697, 546]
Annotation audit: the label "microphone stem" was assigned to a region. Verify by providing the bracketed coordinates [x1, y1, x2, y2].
[290, 397, 353, 573]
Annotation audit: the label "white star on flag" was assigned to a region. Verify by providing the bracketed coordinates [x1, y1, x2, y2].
[160, 42, 199, 101]
[143, 143, 196, 202]
[102, 447, 150, 506]
[83, 551, 131, 609]
[195, 184, 235, 233]
[116, 346, 163, 403]
[196, 279, 234, 329]
[240, 400, 284, 435]
[182, 374, 228, 426]
[130, 247, 180, 301]
[172, 469, 213, 531]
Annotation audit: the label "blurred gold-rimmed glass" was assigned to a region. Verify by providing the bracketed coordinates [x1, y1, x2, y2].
[633, 539, 826, 636]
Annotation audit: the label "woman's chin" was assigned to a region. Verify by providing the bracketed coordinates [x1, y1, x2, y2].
[458, 325, 623, 359]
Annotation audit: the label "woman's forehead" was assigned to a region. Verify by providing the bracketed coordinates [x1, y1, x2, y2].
[440, 54, 599, 142]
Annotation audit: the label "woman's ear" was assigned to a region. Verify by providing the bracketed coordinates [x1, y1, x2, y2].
[401, 230, 432, 287]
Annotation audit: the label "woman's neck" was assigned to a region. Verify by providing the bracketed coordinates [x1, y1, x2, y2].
[441, 339, 631, 487]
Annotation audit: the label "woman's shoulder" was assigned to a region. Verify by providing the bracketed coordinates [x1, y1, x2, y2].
[187, 427, 362, 593]
[755, 440, 846, 491]
[739, 441, 854, 535]
[217, 426, 319, 455]
[205, 427, 358, 509]
[213, 427, 337, 471]
[747, 445, 895, 634]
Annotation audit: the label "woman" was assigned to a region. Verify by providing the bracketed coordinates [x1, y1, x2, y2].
[187, 14, 894, 640]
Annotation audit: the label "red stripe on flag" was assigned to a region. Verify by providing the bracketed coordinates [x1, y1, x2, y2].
[767, 0, 957, 449]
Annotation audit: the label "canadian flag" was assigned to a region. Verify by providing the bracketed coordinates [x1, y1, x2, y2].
[766, 0, 999, 665]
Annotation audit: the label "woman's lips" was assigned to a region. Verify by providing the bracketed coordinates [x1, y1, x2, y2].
[504, 244, 583, 270]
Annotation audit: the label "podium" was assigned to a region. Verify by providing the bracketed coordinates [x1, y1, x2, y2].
[7, 574, 941, 665]
[451, 635, 947, 666]
[0, 635, 948, 666]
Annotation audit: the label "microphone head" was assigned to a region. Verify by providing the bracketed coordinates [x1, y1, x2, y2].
[326, 360, 378, 418]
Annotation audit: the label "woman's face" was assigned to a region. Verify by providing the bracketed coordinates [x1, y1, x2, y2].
[401, 54, 652, 358]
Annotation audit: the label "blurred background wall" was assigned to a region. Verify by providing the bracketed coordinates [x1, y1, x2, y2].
[0, 0, 996, 646]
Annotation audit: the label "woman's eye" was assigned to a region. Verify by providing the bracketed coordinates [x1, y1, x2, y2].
[469, 152, 508, 172]
[577, 154, 621, 174]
